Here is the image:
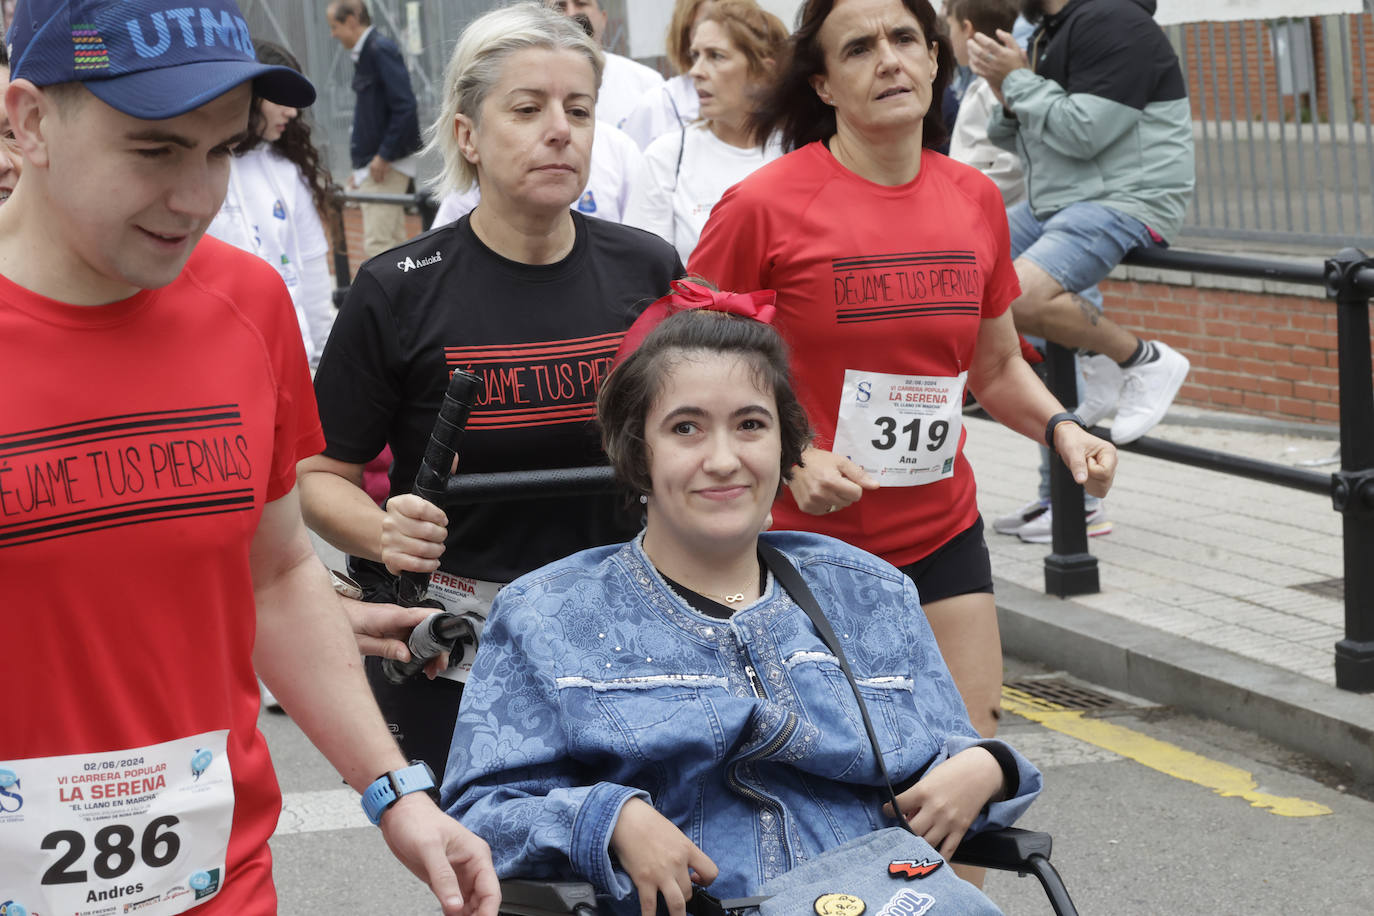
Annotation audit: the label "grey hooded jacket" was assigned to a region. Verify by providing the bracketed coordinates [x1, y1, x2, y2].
[988, 0, 1195, 240]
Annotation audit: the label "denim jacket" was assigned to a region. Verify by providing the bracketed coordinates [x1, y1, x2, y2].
[443, 532, 1041, 910]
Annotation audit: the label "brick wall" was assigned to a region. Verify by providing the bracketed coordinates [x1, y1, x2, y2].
[1100, 275, 1371, 427]
[1178, 14, 1374, 124]
[335, 203, 426, 282]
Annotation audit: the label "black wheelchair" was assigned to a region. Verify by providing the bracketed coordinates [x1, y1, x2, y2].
[496, 825, 1076, 915]
[407, 466, 1080, 916]
[388, 379, 1079, 916]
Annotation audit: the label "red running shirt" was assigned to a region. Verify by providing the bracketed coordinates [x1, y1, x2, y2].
[689, 142, 1021, 566]
[0, 238, 323, 913]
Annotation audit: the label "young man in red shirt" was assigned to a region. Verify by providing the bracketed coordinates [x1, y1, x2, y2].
[0, 1, 497, 913]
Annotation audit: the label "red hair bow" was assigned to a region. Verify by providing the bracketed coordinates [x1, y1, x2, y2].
[613, 279, 778, 366]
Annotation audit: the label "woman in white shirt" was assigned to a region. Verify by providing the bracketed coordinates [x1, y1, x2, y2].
[619, 0, 718, 150]
[207, 41, 339, 367]
[624, 0, 787, 263]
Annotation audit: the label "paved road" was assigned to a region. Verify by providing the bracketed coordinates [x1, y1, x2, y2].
[262, 655, 1374, 914]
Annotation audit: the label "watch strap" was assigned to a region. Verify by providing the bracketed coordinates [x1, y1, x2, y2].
[330, 569, 364, 600]
[1044, 411, 1087, 448]
[361, 761, 436, 826]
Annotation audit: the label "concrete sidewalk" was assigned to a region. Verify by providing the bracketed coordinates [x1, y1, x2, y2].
[962, 410, 1374, 785]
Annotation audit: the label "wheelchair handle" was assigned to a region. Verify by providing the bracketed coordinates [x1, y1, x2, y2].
[395, 368, 482, 609]
[442, 465, 619, 504]
[382, 610, 483, 685]
[384, 467, 616, 681]
[383, 368, 481, 683]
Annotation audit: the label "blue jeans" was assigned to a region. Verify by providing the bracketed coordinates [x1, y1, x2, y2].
[1007, 201, 1139, 508]
[1007, 200, 1153, 295]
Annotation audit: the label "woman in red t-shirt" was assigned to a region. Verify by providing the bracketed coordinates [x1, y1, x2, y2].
[689, 0, 1116, 744]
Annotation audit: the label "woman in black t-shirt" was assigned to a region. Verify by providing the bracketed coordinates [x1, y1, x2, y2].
[299, 3, 682, 776]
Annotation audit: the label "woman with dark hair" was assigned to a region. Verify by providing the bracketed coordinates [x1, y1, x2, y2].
[207, 40, 340, 367]
[444, 297, 1040, 916]
[623, 0, 787, 261]
[689, 0, 1116, 749]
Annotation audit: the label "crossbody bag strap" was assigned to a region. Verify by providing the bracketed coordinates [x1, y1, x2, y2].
[757, 543, 916, 836]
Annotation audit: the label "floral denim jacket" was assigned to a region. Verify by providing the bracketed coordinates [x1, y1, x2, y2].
[443, 532, 1041, 910]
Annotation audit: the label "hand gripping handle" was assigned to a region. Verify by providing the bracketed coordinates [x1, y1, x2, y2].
[383, 368, 482, 683]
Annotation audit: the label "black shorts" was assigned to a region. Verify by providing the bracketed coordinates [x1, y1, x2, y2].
[897, 516, 994, 605]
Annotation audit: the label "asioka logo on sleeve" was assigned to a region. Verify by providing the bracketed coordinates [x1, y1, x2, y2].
[397, 251, 443, 272]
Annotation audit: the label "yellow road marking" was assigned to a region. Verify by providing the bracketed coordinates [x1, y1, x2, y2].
[1001, 686, 1332, 818]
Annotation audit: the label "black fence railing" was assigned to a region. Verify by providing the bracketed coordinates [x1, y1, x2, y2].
[328, 190, 440, 303]
[1041, 246, 1374, 693]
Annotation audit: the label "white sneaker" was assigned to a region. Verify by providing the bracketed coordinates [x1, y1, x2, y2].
[991, 498, 1049, 535]
[1111, 342, 1190, 444]
[1076, 353, 1123, 427]
[1017, 504, 1114, 543]
[259, 678, 283, 713]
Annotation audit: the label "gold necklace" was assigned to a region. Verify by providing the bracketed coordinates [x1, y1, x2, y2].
[648, 548, 759, 605]
[701, 565, 761, 605]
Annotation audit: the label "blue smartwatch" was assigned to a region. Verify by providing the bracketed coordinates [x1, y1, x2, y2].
[360, 761, 438, 826]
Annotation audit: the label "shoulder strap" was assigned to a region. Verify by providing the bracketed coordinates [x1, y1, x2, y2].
[757, 543, 915, 835]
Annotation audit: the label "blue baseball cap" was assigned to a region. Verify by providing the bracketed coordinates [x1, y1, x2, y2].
[7, 0, 316, 119]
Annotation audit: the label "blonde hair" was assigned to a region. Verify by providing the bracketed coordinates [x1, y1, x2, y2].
[424, 2, 603, 196]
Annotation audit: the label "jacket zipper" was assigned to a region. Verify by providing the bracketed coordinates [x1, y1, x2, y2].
[725, 713, 798, 874]
[728, 622, 794, 873]
[733, 624, 768, 698]
[743, 663, 766, 698]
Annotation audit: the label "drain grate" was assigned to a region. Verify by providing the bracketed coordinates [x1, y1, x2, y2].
[1004, 677, 1127, 711]
[1293, 578, 1344, 602]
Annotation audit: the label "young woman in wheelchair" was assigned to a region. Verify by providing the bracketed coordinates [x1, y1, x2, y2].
[443, 294, 1041, 915]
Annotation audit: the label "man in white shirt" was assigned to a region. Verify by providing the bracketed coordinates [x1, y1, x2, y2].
[549, 0, 664, 130]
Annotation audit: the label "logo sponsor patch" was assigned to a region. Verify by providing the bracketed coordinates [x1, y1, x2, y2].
[189, 867, 221, 900]
[874, 888, 935, 916]
[191, 748, 213, 780]
[73, 24, 110, 71]
[888, 857, 942, 880]
[814, 892, 866, 915]
[397, 251, 443, 272]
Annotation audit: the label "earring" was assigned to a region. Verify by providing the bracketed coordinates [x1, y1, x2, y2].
[639, 494, 648, 505]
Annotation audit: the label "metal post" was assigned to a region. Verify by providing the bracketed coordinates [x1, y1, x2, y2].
[1043, 342, 1099, 596]
[330, 190, 352, 306]
[1325, 248, 1374, 692]
[418, 193, 439, 232]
